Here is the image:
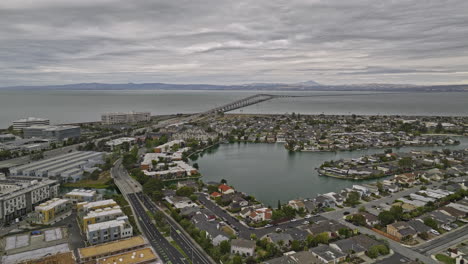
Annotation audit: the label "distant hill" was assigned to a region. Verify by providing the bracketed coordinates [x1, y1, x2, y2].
[1, 81, 467, 92]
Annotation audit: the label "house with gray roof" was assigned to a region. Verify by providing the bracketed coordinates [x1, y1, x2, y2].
[310, 244, 346, 263]
[231, 238, 256, 257]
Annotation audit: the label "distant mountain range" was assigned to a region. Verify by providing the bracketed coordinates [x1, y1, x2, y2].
[1, 81, 467, 92]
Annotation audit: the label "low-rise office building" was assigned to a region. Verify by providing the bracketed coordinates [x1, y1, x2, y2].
[86, 216, 133, 245]
[23, 125, 81, 141]
[33, 198, 72, 224]
[101, 112, 151, 125]
[10, 151, 104, 182]
[65, 189, 98, 203]
[12, 117, 50, 131]
[0, 134, 16, 142]
[105, 137, 136, 151]
[0, 178, 59, 223]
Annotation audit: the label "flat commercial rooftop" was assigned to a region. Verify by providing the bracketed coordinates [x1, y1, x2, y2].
[78, 236, 146, 259]
[96, 247, 157, 264]
[2, 243, 70, 264]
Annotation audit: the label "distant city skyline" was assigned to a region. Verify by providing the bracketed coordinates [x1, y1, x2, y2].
[1, 0, 468, 86]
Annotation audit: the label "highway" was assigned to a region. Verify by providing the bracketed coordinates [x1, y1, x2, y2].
[414, 224, 468, 255]
[127, 193, 189, 264]
[138, 193, 214, 264]
[112, 157, 214, 264]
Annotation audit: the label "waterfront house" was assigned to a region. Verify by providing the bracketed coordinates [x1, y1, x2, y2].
[288, 199, 306, 211]
[218, 184, 235, 194]
[314, 195, 335, 208]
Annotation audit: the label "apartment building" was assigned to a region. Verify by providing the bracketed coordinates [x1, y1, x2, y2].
[86, 216, 133, 245]
[64, 189, 97, 203]
[0, 178, 59, 223]
[34, 198, 72, 224]
[77, 199, 118, 214]
[101, 112, 151, 125]
[83, 206, 125, 230]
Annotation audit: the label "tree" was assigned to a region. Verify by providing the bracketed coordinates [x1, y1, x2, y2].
[250, 233, 257, 240]
[151, 191, 164, 201]
[219, 240, 231, 254]
[367, 245, 380, 258]
[389, 205, 403, 221]
[277, 200, 282, 210]
[349, 214, 367, 226]
[291, 240, 303, 252]
[176, 186, 195, 197]
[192, 163, 199, 169]
[358, 206, 366, 213]
[376, 181, 384, 192]
[398, 157, 414, 169]
[423, 217, 438, 230]
[314, 232, 329, 244]
[232, 255, 242, 264]
[221, 179, 227, 184]
[378, 211, 395, 226]
[345, 191, 360, 206]
[143, 178, 164, 194]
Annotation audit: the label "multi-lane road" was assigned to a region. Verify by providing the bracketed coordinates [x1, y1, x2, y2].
[127, 193, 189, 264]
[112, 157, 214, 264]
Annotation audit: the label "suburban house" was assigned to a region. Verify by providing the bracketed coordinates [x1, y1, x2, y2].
[248, 208, 272, 222]
[165, 196, 197, 209]
[330, 234, 382, 257]
[358, 212, 379, 226]
[310, 244, 347, 264]
[387, 220, 431, 240]
[230, 239, 256, 257]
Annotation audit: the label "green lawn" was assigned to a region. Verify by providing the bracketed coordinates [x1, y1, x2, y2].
[435, 254, 455, 264]
[62, 171, 112, 189]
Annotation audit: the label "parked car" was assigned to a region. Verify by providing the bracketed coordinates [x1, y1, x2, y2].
[430, 229, 440, 235]
[343, 211, 350, 215]
[303, 221, 310, 225]
[290, 218, 298, 222]
[304, 214, 312, 219]
[265, 224, 273, 228]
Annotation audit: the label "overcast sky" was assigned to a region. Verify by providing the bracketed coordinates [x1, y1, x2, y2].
[1, 0, 468, 86]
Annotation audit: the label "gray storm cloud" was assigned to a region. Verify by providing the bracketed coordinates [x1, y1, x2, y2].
[0, 0, 467, 86]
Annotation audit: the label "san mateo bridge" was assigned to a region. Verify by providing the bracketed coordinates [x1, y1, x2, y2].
[203, 93, 303, 114]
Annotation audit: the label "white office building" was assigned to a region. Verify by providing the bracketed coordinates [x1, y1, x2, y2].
[12, 117, 50, 131]
[101, 112, 151, 125]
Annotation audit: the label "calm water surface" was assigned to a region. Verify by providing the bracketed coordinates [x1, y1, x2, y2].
[195, 137, 468, 206]
[0, 90, 467, 128]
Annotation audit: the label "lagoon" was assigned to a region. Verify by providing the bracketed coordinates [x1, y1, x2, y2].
[195, 138, 468, 206]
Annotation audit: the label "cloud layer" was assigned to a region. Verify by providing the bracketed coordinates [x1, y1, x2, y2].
[1, 0, 468, 86]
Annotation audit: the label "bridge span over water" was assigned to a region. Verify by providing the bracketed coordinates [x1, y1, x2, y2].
[204, 93, 301, 114]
